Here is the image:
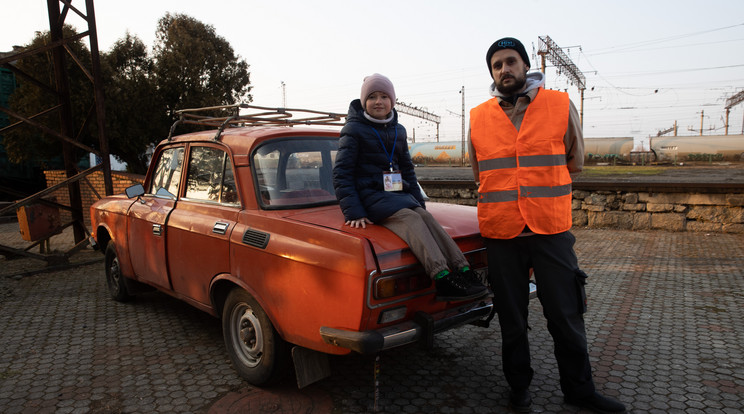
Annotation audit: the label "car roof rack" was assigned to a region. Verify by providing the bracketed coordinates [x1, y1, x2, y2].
[168, 104, 347, 141]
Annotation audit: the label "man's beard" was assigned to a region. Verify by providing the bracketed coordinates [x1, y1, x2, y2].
[495, 74, 527, 96]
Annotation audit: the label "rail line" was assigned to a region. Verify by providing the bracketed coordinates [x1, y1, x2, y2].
[419, 180, 744, 194]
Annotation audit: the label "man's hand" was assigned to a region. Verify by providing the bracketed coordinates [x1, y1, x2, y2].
[345, 218, 373, 229]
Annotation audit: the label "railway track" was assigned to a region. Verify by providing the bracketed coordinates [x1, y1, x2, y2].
[419, 180, 743, 194]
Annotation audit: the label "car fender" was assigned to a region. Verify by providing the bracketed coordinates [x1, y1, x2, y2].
[91, 198, 138, 281]
[209, 272, 258, 318]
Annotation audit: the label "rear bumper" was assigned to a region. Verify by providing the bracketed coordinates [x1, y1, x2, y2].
[319, 298, 493, 354]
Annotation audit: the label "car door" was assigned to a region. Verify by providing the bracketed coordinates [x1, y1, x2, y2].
[128, 146, 184, 289]
[167, 145, 239, 306]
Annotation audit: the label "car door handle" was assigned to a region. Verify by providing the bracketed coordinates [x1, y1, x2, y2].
[152, 224, 162, 236]
[213, 222, 229, 235]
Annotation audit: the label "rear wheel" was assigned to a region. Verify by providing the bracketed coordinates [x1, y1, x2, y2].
[105, 244, 132, 302]
[222, 289, 289, 386]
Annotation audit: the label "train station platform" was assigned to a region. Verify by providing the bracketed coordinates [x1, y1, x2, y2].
[1, 221, 743, 413]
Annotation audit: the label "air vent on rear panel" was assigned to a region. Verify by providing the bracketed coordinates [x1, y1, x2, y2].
[242, 229, 270, 249]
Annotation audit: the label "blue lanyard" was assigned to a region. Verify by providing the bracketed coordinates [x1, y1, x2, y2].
[369, 125, 397, 171]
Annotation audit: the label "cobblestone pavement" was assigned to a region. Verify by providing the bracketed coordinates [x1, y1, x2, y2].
[1, 224, 743, 413]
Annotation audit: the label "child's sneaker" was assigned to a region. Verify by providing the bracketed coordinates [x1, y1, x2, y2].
[435, 271, 488, 301]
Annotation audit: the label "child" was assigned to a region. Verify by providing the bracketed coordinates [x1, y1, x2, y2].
[332, 73, 487, 301]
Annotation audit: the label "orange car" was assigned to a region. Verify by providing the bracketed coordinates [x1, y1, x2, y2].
[90, 105, 495, 388]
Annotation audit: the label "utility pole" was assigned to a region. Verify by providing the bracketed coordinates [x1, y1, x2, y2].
[281, 81, 286, 107]
[724, 90, 744, 135]
[460, 86, 465, 166]
[700, 110, 704, 136]
[537, 36, 586, 128]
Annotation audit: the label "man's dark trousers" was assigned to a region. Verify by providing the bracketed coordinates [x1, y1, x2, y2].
[485, 231, 596, 398]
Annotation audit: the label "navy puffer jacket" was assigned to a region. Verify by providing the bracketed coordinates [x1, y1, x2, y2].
[333, 99, 425, 223]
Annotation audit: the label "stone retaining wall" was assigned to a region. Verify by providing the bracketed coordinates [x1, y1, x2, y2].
[420, 182, 744, 233]
[40, 171, 744, 233]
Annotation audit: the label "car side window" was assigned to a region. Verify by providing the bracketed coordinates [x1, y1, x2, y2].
[253, 138, 338, 208]
[149, 147, 184, 197]
[185, 146, 239, 205]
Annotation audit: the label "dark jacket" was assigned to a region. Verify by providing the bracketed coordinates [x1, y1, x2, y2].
[333, 99, 425, 223]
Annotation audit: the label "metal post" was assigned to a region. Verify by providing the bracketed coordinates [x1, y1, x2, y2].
[47, 0, 86, 244]
[460, 86, 465, 166]
[580, 88, 584, 129]
[85, 0, 113, 195]
[700, 110, 704, 136]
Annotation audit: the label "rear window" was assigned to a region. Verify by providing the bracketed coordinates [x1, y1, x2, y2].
[184, 146, 239, 205]
[253, 138, 339, 209]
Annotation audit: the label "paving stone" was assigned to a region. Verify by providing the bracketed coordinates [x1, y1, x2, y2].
[2, 225, 744, 413]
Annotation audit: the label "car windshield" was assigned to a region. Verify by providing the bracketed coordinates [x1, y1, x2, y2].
[253, 137, 339, 209]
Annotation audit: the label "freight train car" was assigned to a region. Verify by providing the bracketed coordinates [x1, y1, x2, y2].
[650, 135, 744, 163]
[408, 141, 468, 166]
[410, 138, 639, 166]
[584, 137, 634, 164]
[410, 138, 640, 166]
[405, 135, 744, 166]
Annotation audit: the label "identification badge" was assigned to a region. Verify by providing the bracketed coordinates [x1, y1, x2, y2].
[383, 171, 403, 191]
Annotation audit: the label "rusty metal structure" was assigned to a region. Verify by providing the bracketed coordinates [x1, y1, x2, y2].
[537, 35, 587, 127]
[0, 0, 112, 265]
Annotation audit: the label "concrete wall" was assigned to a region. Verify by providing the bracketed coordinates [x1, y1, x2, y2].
[421, 182, 744, 233]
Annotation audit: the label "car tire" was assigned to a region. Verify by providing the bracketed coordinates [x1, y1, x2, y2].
[222, 289, 289, 386]
[105, 244, 132, 302]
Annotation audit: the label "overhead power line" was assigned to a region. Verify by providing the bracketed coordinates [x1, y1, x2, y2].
[589, 22, 744, 55]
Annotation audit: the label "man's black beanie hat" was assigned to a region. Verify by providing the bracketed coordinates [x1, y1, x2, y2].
[486, 37, 530, 71]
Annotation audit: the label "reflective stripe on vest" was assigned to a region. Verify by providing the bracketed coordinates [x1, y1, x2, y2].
[478, 154, 566, 172]
[470, 88, 572, 239]
[479, 183, 571, 203]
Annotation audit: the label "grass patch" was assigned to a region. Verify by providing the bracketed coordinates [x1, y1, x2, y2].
[582, 166, 667, 176]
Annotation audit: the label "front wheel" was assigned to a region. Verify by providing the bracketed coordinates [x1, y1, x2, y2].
[222, 289, 289, 386]
[105, 244, 132, 302]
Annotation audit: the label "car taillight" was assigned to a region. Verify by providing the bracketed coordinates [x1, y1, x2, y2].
[374, 272, 431, 299]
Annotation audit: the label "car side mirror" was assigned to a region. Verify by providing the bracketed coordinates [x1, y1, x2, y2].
[125, 184, 145, 199]
[417, 182, 429, 201]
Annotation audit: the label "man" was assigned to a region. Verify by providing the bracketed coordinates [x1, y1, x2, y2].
[468, 37, 627, 414]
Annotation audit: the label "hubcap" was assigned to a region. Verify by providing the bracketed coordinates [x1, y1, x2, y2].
[108, 257, 121, 295]
[232, 305, 263, 367]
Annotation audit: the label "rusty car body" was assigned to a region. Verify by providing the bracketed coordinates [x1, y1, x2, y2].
[90, 105, 495, 387]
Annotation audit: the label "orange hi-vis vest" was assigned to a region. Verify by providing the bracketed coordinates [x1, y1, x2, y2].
[470, 88, 572, 239]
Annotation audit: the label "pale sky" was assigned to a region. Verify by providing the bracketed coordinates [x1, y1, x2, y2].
[3, 0, 744, 147]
